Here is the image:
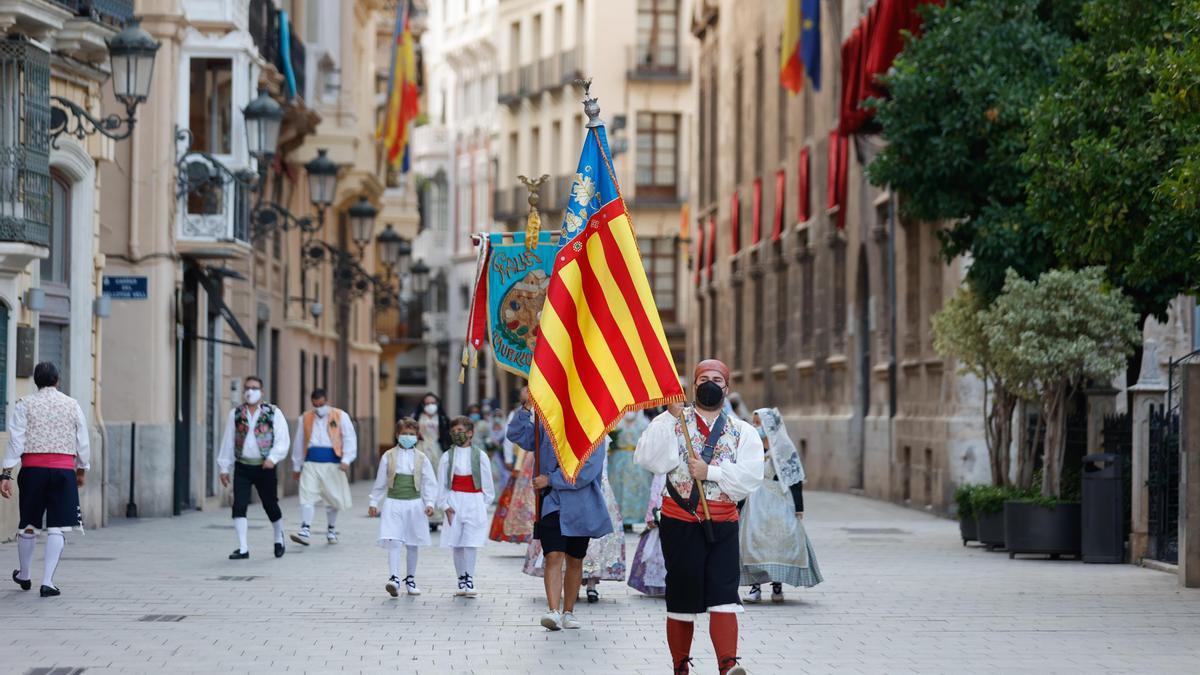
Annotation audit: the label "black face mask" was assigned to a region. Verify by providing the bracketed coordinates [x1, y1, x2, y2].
[695, 381, 726, 410]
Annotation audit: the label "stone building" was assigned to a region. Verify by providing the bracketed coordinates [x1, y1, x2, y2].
[98, 0, 410, 520]
[0, 0, 135, 533]
[688, 0, 987, 513]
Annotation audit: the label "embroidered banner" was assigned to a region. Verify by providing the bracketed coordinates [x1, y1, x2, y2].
[486, 231, 559, 377]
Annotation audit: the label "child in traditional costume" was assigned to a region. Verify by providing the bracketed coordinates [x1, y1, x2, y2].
[741, 408, 822, 603]
[415, 392, 450, 530]
[437, 416, 495, 597]
[369, 417, 438, 597]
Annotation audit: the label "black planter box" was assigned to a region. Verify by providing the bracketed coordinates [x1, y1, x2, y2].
[1003, 501, 1081, 560]
[959, 515, 978, 545]
[975, 511, 1006, 550]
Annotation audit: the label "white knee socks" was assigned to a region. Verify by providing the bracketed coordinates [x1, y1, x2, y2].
[272, 519, 284, 544]
[16, 531, 35, 581]
[234, 517, 249, 553]
[406, 545, 419, 577]
[43, 531, 64, 589]
[326, 507, 338, 529]
[300, 504, 315, 527]
[452, 547, 477, 577]
[388, 547, 402, 578]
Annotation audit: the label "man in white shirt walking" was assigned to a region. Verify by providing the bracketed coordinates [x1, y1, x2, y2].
[218, 376, 291, 559]
[290, 387, 357, 546]
[1, 362, 90, 597]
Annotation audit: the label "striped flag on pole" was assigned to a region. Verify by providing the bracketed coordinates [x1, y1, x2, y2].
[528, 120, 685, 481]
[378, 0, 419, 170]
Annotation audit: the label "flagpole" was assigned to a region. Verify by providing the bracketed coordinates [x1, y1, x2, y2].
[677, 408, 715, 543]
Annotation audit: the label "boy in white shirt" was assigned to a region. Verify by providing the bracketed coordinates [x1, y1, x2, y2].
[436, 416, 495, 597]
[369, 418, 438, 596]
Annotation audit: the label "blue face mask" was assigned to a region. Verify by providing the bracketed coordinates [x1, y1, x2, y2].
[469, 413, 481, 422]
[397, 434, 418, 449]
[757, 426, 767, 439]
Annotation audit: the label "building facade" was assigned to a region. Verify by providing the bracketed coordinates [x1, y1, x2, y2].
[0, 0, 128, 533]
[689, 0, 985, 513]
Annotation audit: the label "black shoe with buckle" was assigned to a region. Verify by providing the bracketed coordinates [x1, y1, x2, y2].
[229, 549, 249, 560]
[39, 585, 60, 598]
[12, 570, 30, 591]
[673, 657, 694, 675]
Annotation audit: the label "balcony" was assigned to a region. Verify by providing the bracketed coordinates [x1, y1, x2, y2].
[249, 0, 307, 99]
[177, 179, 253, 259]
[0, 34, 51, 262]
[49, 0, 132, 27]
[498, 49, 584, 105]
[497, 69, 519, 105]
[628, 184, 684, 209]
[627, 43, 691, 82]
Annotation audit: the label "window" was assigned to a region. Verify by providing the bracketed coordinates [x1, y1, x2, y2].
[734, 63, 743, 185]
[776, 264, 789, 356]
[322, 355, 329, 391]
[698, 76, 708, 205]
[904, 222, 920, 356]
[352, 364, 358, 418]
[37, 323, 68, 394]
[754, 45, 764, 174]
[639, 237, 677, 322]
[777, 48, 788, 163]
[188, 58, 233, 155]
[635, 113, 679, 201]
[43, 173, 70, 284]
[833, 242, 847, 353]
[530, 127, 541, 176]
[299, 349, 307, 412]
[636, 0, 679, 71]
[709, 62, 719, 201]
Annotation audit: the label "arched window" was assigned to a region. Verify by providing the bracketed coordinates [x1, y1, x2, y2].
[40, 171, 71, 394]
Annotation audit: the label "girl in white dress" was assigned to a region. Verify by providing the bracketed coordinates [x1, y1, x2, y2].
[369, 418, 438, 597]
[437, 417, 495, 597]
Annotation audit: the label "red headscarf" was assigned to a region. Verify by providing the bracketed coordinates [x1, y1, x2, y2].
[693, 359, 731, 384]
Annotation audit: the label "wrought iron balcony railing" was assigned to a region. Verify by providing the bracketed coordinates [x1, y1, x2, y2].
[50, 0, 134, 28]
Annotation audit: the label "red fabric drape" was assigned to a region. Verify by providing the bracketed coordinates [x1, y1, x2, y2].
[798, 147, 811, 222]
[694, 218, 705, 285]
[827, 131, 849, 230]
[751, 178, 763, 245]
[772, 169, 785, 241]
[730, 191, 741, 254]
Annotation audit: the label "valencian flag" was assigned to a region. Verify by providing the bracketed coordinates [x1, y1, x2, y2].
[378, 0, 419, 170]
[781, 0, 821, 93]
[528, 113, 685, 481]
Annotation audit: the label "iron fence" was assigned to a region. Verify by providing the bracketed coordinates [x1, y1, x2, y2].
[50, 0, 133, 27]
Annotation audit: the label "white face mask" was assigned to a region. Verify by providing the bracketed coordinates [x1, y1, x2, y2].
[244, 388, 262, 405]
[397, 434, 418, 449]
[315, 404, 330, 417]
[423, 403, 438, 416]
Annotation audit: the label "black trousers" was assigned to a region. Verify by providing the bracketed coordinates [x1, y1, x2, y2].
[17, 467, 79, 530]
[232, 462, 282, 521]
[658, 516, 740, 614]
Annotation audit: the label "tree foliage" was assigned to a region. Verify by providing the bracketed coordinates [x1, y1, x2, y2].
[986, 268, 1140, 497]
[1024, 0, 1200, 320]
[869, 0, 1076, 301]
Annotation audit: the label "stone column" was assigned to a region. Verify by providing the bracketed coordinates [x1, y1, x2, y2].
[1179, 363, 1200, 587]
[1129, 340, 1167, 562]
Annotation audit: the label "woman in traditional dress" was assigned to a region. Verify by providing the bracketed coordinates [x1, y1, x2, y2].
[626, 472, 668, 597]
[740, 407, 822, 603]
[523, 457, 626, 602]
[489, 395, 533, 544]
[609, 411, 652, 531]
[414, 393, 450, 530]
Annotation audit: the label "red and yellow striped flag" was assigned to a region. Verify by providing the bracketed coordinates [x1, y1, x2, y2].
[378, 0, 419, 169]
[529, 124, 685, 481]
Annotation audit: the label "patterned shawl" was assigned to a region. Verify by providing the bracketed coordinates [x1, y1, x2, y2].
[754, 407, 805, 487]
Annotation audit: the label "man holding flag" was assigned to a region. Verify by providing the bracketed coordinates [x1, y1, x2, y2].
[636, 359, 763, 675]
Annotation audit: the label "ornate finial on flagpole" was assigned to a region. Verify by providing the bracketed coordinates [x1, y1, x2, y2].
[518, 174, 550, 251]
[575, 77, 603, 128]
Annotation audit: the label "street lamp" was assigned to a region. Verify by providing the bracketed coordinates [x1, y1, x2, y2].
[411, 259, 431, 296]
[305, 149, 339, 215]
[376, 224, 409, 273]
[51, 17, 161, 143]
[243, 88, 283, 160]
[348, 197, 378, 249]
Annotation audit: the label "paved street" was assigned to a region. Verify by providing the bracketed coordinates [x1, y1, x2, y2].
[3, 484, 1200, 675]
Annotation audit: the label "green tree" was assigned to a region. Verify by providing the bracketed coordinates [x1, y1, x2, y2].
[1024, 0, 1200, 321]
[868, 0, 1078, 301]
[987, 268, 1139, 497]
[932, 285, 1018, 486]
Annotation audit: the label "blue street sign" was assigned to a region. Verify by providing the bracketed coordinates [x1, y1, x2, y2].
[103, 275, 149, 300]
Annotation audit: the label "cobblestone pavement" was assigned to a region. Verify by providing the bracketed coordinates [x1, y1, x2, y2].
[2, 483, 1199, 674]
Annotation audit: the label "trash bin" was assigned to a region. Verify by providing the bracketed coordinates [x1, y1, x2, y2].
[1082, 453, 1126, 563]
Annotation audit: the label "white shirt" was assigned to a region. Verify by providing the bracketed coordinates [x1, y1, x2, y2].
[217, 404, 291, 474]
[634, 409, 764, 503]
[368, 447, 438, 509]
[2, 389, 91, 471]
[291, 409, 358, 471]
[435, 446, 496, 510]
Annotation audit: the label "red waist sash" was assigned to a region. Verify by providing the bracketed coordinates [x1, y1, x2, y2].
[21, 453, 75, 470]
[662, 497, 739, 523]
[451, 474, 481, 493]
